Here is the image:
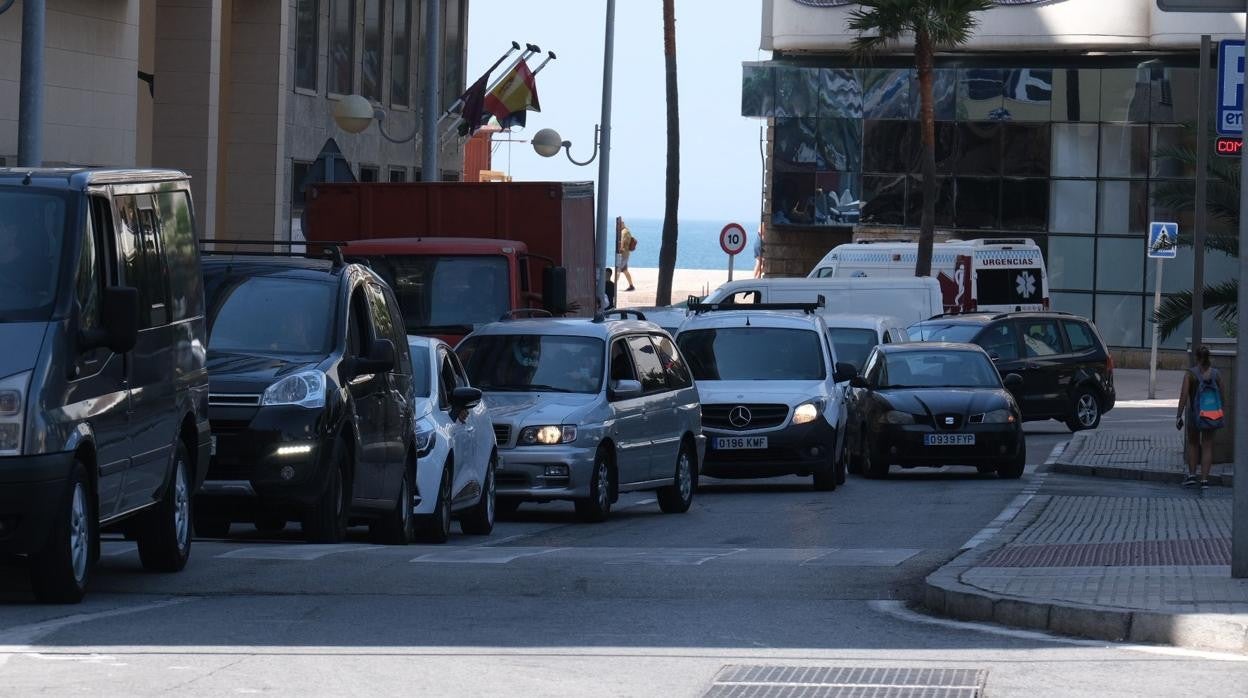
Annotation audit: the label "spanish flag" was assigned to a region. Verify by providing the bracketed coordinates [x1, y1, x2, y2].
[484, 60, 541, 130]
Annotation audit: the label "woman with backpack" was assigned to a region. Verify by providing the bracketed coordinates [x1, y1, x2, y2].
[617, 217, 636, 292]
[1177, 346, 1226, 489]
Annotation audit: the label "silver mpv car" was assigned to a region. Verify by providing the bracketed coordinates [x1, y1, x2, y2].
[455, 316, 705, 522]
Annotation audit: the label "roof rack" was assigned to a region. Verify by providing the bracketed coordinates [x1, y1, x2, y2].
[687, 295, 825, 315]
[199, 239, 345, 268]
[499, 308, 554, 321]
[598, 309, 648, 322]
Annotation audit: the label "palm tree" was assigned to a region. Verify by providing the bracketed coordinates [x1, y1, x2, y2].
[848, 0, 993, 278]
[655, 0, 680, 306]
[1152, 141, 1239, 339]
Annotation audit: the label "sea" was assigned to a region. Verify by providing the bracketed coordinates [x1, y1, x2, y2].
[620, 218, 757, 271]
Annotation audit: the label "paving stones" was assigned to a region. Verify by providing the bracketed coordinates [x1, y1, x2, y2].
[1053, 430, 1234, 486]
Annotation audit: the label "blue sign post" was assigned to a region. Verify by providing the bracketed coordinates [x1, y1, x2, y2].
[1219, 39, 1246, 137]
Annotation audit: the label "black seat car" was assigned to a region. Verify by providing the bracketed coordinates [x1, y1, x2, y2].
[196, 249, 417, 544]
[0, 168, 211, 603]
[908, 312, 1115, 431]
[844, 343, 1026, 479]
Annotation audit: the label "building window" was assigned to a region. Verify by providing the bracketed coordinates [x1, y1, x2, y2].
[291, 161, 312, 210]
[360, 165, 379, 183]
[329, 0, 355, 95]
[362, 0, 384, 102]
[388, 167, 407, 183]
[295, 0, 319, 91]
[391, 0, 412, 106]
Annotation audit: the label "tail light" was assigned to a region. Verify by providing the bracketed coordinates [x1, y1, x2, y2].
[1042, 296, 1050, 310]
[1107, 352, 1115, 376]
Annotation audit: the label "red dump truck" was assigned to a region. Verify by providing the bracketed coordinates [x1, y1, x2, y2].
[304, 181, 597, 345]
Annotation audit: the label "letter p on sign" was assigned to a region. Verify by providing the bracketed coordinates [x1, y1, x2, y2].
[1219, 40, 1245, 136]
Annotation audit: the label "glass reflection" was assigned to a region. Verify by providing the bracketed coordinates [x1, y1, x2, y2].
[955, 177, 1001, 228]
[861, 175, 905, 225]
[818, 118, 863, 172]
[863, 69, 910, 119]
[1002, 179, 1049, 231]
[775, 67, 818, 118]
[774, 118, 820, 170]
[1098, 180, 1148, 234]
[864, 120, 914, 173]
[1002, 69, 1053, 121]
[1049, 180, 1096, 233]
[741, 64, 774, 117]
[1101, 69, 1150, 123]
[958, 122, 1002, 175]
[909, 69, 957, 121]
[817, 172, 861, 224]
[1003, 123, 1050, 176]
[819, 68, 863, 119]
[904, 175, 955, 228]
[959, 69, 1004, 120]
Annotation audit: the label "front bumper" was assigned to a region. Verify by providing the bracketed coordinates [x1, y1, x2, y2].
[494, 442, 598, 501]
[702, 418, 837, 479]
[200, 405, 334, 508]
[0, 451, 76, 554]
[870, 423, 1023, 467]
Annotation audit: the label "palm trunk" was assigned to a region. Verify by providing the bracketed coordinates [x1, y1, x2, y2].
[655, 0, 680, 306]
[914, 30, 937, 278]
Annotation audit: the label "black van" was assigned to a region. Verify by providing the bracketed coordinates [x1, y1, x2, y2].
[0, 169, 211, 603]
[196, 251, 417, 544]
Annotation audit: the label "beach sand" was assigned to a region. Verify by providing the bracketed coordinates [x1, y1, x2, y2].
[613, 267, 740, 308]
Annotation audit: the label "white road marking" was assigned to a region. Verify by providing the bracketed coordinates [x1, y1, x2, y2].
[217, 545, 384, 561]
[960, 469, 1048, 551]
[0, 598, 188, 669]
[869, 600, 1248, 663]
[411, 546, 561, 564]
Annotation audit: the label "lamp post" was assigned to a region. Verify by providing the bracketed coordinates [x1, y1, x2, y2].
[530, 0, 616, 307]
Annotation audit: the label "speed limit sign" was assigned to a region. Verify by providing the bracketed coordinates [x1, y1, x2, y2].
[720, 223, 747, 255]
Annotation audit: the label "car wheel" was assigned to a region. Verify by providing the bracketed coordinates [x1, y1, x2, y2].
[997, 434, 1027, 479]
[417, 465, 453, 543]
[304, 440, 350, 544]
[254, 515, 287, 534]
[461, 455, 497, 535]
[862, 436, 889, 480]
[835, 437, 848, 486]
[575, 448, 613, 523]
[1066, 388, 1102, 432]
[30, 462, 93, 604]
[813, 442, 838, 492]
[657, 441, 696, 514]
[846, 427, 864, 475]
[372, 463, 416, 545]
[137, 442, 193, 573]
[193, 510, 231, 539]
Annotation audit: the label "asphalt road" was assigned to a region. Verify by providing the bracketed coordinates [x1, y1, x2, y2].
[2, 385, 1245, 696]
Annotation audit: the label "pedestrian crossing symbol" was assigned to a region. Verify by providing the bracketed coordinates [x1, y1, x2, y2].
[1147, 222, 1178, 259]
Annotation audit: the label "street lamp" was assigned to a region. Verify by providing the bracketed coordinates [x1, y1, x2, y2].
[531, 127, 601, 167]
[332, 95, 376, 135]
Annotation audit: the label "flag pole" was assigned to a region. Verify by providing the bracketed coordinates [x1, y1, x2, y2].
[440, 46, 539, 139]
[441, 41, 520, 120]
[530, 50, 557, 77]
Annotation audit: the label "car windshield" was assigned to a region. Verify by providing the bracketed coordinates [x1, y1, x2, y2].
[408, 344, 432, 398]
[207, 275, 335, 355]
[882, 350, 1000, 389]
[366, 255, 509, 334]
[677, 328, 825, 381]
[827, 327, 879, 371]
[0, 189, 69, 322]
[456, 334, 604, 394]
[908, 322, 981, 343]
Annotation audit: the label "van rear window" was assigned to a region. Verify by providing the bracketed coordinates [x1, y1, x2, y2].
[976, 268, 1044, 306]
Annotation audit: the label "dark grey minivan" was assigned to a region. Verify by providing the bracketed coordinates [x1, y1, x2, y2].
[0, 169, 210, 603]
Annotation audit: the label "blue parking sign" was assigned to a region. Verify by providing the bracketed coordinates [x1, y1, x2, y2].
[1219, 40, 1245, 136]
[1148, 222, 1178, 259]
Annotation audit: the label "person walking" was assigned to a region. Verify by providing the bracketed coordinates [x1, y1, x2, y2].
[617, 217, 636, 292]
[1177, 346, 1226, 489]
[753, 223, 766, 279]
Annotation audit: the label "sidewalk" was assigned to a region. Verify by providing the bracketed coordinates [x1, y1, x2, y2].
[1053, 430, 1234, 486]
[925, 487, 1248, 653]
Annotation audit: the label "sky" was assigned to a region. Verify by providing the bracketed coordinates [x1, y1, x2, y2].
[466, 0, 767, 223]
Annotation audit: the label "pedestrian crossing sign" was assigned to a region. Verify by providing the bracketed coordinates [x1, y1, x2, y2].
[1147, 222, 1178, 259]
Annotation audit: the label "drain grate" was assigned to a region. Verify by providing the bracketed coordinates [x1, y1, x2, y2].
[705, 666, 987, 697]
[982, 538, 1232, 567]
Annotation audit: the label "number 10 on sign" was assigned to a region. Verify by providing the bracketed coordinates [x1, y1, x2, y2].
[720, 223, 748, 281]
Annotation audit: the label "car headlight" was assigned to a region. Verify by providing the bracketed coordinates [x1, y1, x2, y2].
[792, 402, 821, 425]
[981, 409, 1016, 424]
[0, 371, 31, 456]
[882, 410, 916, 425]
[518, 425, 577, 445]
[261, 370, 327, 409]
[415, 419, 437, 457]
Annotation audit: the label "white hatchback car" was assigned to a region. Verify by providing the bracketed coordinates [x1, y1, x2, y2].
[408, 336, 498, 542]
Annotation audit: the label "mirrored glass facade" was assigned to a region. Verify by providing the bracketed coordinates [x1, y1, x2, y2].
[741, 61, 1233, 348]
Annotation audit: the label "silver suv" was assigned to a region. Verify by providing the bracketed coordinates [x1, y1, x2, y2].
[455, 315, 705, 522]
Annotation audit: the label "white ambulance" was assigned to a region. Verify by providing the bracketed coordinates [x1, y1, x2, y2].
[807, 238, 1049, 314]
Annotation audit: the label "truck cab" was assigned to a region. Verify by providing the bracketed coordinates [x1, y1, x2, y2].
[340, 237, 567, 346]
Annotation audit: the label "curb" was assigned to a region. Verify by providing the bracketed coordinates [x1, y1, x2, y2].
[1049, 461, 1233, 487]
[921, 496, 1248, 654]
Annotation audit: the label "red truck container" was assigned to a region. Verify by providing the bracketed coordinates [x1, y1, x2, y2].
[304, 181, 597, 344]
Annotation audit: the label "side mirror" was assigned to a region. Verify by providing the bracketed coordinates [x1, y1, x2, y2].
[543, 266, 568, 315]
[834, 362, 858, 384]
[353, 338, 396, 376]
[610, 379, 643, 400]
[83, 286, 139, 354]
[450, 386, 482, 412]
[849, 375, 870, 390]
[1004, 373, 1023, 389]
